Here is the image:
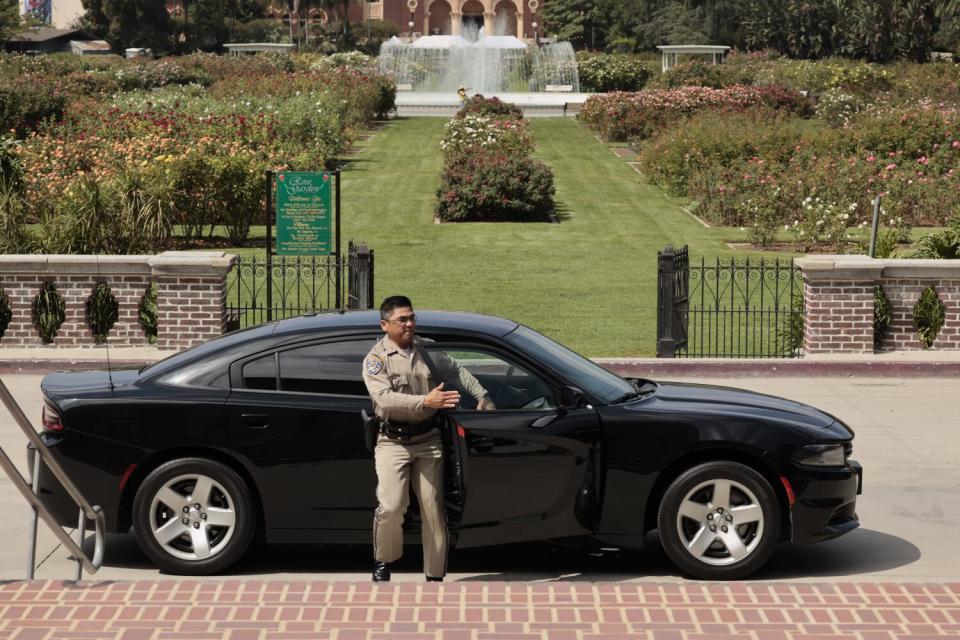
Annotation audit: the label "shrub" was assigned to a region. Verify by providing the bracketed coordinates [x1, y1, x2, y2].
[436, 152, 555, 222]
[440, 114, 533, 162]
[754, 58, 893, 96]
[0, 289, 11, 341]
[874, 285, 891, 349]
[33, 282, 65, 343]
[139, 282, 158, 343]
[113, 59, 214, 91]
[0, 78, 66, 136]
[647, 59, 754, 90]
[913, 285, 945, 348]
[457, 95, 523, 120]
[579, 85, 810, 142]
[86, 281, 119, 344]
[815, 88, 867, 128]
[637, 110, 803, 196]
[0, 174, 30, 253]
[912, 218, 960, 259]
[576, 52, 651, 93]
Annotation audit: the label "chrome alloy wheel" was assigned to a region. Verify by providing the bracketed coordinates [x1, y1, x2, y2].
[675, 478, 765, 566]
[148, 473, 237, 561]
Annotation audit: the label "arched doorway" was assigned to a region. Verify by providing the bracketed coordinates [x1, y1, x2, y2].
[493, 0, 517, 36]
[427, 0, 452, 35]
[460, 0, 485, 40]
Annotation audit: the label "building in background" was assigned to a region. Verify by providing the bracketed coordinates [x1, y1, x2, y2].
[20, 0, 84, 29]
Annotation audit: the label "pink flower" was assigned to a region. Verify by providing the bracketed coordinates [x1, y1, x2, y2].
[866, 155, 876, 162]
[953, 140, 960, 149]
[888, 151, 897, 158]
[917, 156, 928, 164]
[885, 163, 897, 170]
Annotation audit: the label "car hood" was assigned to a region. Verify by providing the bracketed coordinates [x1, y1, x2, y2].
[646, 381, 839, 430]
[41, 369, 140, 400]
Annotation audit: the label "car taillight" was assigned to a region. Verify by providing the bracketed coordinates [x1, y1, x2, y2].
[42, 404, 63, 431]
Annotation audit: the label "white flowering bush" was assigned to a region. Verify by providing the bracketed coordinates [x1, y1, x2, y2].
[815, 88, 866, 127]
[788, 196, 861, 248]
[439, 114, 533, 161]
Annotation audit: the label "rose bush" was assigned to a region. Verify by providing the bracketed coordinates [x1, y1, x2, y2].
[579, 84, 811, 142]
[440, 114, 533, 162]
[576, 52, 652, 92]
[436, 152, 555, 222]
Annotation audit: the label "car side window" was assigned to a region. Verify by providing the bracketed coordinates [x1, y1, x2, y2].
[277, 339, 377, 396]
[424, 347, 556, 411]
[242, 353, 277, 391]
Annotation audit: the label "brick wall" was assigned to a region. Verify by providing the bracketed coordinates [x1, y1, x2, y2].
[0, 252, 235, 350]
[797, 256, 960, 353]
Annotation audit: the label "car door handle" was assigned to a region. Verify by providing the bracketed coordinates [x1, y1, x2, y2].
[241, 413, 270, 429]
[530, 414, 556, 428]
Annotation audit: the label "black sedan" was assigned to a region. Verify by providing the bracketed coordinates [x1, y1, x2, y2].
[35, 310, 862, 579]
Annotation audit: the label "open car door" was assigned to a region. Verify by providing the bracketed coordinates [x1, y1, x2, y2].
[422, 343, 602, 548]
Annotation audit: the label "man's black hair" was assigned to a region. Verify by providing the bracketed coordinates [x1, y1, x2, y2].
[380, 295, 413, 321]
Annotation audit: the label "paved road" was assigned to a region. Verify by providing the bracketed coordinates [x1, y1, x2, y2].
[0, 373, 955, 583]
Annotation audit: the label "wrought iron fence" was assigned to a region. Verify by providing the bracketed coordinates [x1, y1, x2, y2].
[225, 242, 374, 331]
[657, 246, 804, 358]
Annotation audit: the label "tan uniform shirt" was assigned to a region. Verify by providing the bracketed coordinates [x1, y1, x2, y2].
[362, 335, 488, 423]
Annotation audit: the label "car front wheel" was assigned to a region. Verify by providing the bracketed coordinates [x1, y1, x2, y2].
[132, 458, 255, 575]
[657, 461, 780, 580]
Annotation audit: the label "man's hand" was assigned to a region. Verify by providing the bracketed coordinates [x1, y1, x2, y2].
[424, 383, 460, 409]
[477, 395, 496, 411]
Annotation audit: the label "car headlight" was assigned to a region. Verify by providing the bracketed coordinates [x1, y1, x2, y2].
[792, 443, 847, 467]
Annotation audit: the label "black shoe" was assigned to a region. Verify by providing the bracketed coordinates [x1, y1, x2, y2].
[426, 576, 443, 582]
[372, 562, 391, 582]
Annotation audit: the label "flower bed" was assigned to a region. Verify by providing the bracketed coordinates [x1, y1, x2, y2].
[578, 84, 811, 142]
[435, 96, 555, 222]
[0, 53, 395, 253]
[636, 103, 960, 251]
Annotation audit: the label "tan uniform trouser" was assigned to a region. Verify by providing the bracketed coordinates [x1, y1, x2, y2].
[373, 429, 447, 577]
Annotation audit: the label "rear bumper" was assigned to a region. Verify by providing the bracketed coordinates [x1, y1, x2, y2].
[27, 436, 122, 532]
[789, 459, 862, 544]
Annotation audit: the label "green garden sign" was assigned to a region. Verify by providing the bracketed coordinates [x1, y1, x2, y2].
[275, 171, 333, 255]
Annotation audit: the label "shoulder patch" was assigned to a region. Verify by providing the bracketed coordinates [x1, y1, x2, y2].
[365, 355, 384, 375]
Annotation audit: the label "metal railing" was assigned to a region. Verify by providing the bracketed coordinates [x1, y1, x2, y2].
[0, 379, 105, 579]
[657, 246, 804, 358]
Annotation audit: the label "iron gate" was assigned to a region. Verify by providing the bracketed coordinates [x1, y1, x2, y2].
[657, 246, 804, 358]
[225, 241, 374, 331]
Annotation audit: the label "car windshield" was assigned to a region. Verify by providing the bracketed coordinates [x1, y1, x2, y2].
[504, 325, 636, 405]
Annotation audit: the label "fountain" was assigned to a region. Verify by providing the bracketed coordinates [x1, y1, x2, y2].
[379, 18, 585, 116]
[379, 35, 580, 94]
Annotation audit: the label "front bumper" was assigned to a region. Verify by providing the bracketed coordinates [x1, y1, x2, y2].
[789, 459, 862, 544]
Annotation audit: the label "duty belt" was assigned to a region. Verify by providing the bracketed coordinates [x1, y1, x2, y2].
[380, 415, 440, 441]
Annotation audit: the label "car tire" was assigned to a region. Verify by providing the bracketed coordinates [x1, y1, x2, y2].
[132, 458, 255, 575]
[657, 461, 780, 580]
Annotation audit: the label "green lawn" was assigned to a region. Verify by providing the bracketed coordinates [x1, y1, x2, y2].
[329, 117, 797, 356]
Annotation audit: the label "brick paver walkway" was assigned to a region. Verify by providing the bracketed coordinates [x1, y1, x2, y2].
[2, 580, 960, 639]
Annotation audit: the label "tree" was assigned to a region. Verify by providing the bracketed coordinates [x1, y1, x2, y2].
[542, 0, 592, 47]
[0, 0, 22, 44]
[82, 0, 173, 51]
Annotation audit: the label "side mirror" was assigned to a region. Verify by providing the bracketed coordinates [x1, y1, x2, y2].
[559, 386, 585, 411]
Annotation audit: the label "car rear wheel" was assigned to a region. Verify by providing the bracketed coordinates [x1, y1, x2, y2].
[657, 461, 780, 580]
[132, 458, 254, 575]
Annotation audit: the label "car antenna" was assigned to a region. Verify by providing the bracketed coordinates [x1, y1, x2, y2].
[94, 253, 115, 392]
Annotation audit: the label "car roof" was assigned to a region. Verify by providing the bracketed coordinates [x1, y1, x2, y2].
[270, 309, 520, 338]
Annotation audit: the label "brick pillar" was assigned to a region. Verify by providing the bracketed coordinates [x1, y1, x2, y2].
[150, 252, 237, 351]
[880, 262, 960, 350]
[796, 256, 883, 354]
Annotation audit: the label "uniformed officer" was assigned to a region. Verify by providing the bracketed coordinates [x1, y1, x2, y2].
[362, 296, 493, 582]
